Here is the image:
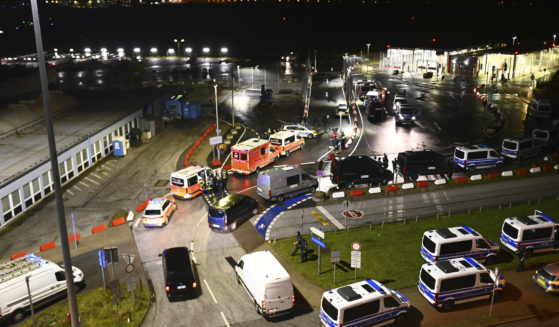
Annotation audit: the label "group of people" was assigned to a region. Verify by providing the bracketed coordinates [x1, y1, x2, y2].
[200, 169, 229, 198]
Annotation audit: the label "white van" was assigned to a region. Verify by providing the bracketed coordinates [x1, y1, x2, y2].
[0, 254, 85, 323]
[500, 210, 559, 257]
[257, 165, 317, 202]
[269, 130, 305, 156]
[418, 257, 505, 312]
[235, 251, 294, 318]
[453, 144, 504, 170]
[421, 226, 500, 264]
[500, 136, 541, 159]
[528, 97, 552, 119]
[532, 125, 559, 149]
[320, 279, 410, 326]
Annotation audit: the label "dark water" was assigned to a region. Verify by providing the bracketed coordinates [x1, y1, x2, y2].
[1, 1, 558, 58]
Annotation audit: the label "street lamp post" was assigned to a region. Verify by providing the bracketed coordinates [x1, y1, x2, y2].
[251, 66, 254, 87]
[366, 43, 371, 75]
[553, 34, 557, 46]
[213, 83, 220, 162]
[512, 36, 517, 47]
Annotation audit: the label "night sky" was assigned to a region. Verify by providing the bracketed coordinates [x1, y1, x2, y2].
[0, 1, 558, 58]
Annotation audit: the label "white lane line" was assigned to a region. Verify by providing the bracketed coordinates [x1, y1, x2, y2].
[105, 161, 115, 166]
[196, 214, 206, 227]
[164, 192, 172, 198]
[316, 206, 344, 229]
[317, 147, 336, 162]
[79, 181, 89, 188]
[133, 217, 143, 229]
[237, 185, 256, 194]
[220, 312, 230, 327]
[300, 161, 316, 165]
[349, 103, 365, 157]
[90, 173, 103, 181]
[73, 185, 83, 192]
[203, 279, 218, 304]
[101, 171, 109, 177]
[66, 189, 74, 196]
[433, 121, 442, 131]
[85, 177, 100, 186]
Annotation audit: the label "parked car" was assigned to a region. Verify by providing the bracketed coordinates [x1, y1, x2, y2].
[533, 262, 559, 293]
[160, 247, 198, 301]
[396, 150, 454, 181]
[208, 193, 258, 231]
[257, 165, 317, 202]
[280, 123, 318, 139]
[423, 72, 433, 79]
[330, 155, 393, 188]
[142, 197, 177, 227]
[337, 103, 350, 116]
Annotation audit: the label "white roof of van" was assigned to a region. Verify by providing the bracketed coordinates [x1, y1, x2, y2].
[322, 279, 390, 309]
[242, 251, 289, 280]
[504, 211, 558, 228]
[423, 226, 482, 244]
[232, 138, 269, 151]
[421, 257, 486, 279]
[173, 165, 207, 177]
[269, 130, 297, 139]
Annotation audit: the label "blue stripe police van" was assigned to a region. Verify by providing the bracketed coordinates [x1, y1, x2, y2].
[453, 144, 504, 171]
[500, 136, 541, 159]
[320, 279, 410, 327]
[418, 257, 505, 312]
[500, 210, 559, 257]
[421, 226, 500, 264]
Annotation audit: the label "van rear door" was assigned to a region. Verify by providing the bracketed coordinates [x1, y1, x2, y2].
[257, 173, 272, 199]
[265, 280, 294, 313]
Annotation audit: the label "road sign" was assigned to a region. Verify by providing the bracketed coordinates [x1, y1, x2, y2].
[351, 251, 361, 268]
[342, 210, 364, 219]
[209, 136, 223, 145]
[343, 199, 350, 208]
[310, 227, 325, 239]
[122, 253, 136, 265]
[125, 263, 135, 274]
[351, 242, 362, 251]
[331, 250, 340, 263]
[98, 249, 106, 268]
[311, 236, 326, 249]
[104, 247, 119, 264]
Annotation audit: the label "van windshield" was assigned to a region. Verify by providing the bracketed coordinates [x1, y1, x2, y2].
[321, 297, 338, 321]
[454, 149, 465, 159]
[503, 222, 519, 239]
[420, 268, 436, 290]
[400, 107, 414, 115]
[502, 140, 518, 150]
[208, 207, 225, 217]
[144, 209, 161, 216]
[270, 138, 282, 145]
[422, 236, 436, 253]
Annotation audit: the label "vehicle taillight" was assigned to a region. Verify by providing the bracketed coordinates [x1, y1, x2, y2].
[516, 241, 522, 250]
[435, 256, 438, 262]
[192, 282, 197, 288]
[165, 286, 170, 292]
[262, 300, 266, 311]
[268, 190, 272, 199]
[292, 294, 296, 303]
[434, 293, 438, 303]
[403, 165, 408, 174]
[463, 160, 467, 168]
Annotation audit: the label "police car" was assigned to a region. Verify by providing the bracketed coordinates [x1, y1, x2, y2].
[533, 262, 559, 293]
[500, 135, 541, 159]
[500, 210, 559, 257]
[142, 197, 177, 227]
[280, 124, 318, 139]
[421, 226, 500, 264]
[320, 279, 410, 326]
[453, 144, 504, 171]
[418, 257, 505, 312]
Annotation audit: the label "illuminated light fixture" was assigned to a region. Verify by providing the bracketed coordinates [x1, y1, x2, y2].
[0, 30, 4, 34]
[168, 48, 175, 55]
[117, 48, 124, 53]
[185, 47, 192, 53]
[220, 47, 228, 54]
[202, 47, 210, 54]
[133, 47, 141, 53]
[84, 47, 91, 53]
[100, 48, 108, 53]
[150, 47, 158, 54]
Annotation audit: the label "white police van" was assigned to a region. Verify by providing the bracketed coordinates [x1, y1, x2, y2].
[532, 125, 559, 149]
[453, 144, 504, 170]
[320, 279, 410, 327]
[418, 257, 505, 312]
[528, 97, 552, 119]
[421, 226, 500, 264]
[500, 210, 559, 257]
[500, 136, 541, 159]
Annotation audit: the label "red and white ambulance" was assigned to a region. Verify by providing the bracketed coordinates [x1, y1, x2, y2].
[170, 165, 213, 199]
[269, 130, 305, 156]
[231, 138, 279, 175]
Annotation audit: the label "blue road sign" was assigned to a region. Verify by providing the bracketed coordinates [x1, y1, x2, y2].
[312, 236, 326, 249]
[98, 249, 106, 268]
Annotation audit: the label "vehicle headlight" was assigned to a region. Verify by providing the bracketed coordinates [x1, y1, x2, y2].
[398, 114, 404, 119]
[412, 116, 416, 120]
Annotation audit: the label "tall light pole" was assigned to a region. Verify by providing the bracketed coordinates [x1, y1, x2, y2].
[251, 66, 254, 87]
[174, 38, 184, 57]
[213, 83, 220, 162]
[366, 43, 371, 75]
[553, 34, 557, 46]
[512, 36, 517, 46]
[30, 0, 79, 325]
[237, 65, 241, 88]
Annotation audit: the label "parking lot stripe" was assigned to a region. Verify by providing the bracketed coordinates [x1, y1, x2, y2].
[196, 214, 205, 227]
[66, 189, 74, 196]
[133, 217, 142, 229]
[220, 312, 230, 327]
[73, 185, 82, 192]
[316, 206, 344, 229]
[101, 171, 109, 177]
[204, 279, 218, 304]
[79, 181, 88, 188]
[85, 177, 100, 186]
[90, 173, 103, 181]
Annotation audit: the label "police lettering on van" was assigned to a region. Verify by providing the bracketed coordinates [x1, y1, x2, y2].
[500, 136, 541, 159]
[320, 279, 409, 327]
[418, 257, 505, 312]
[421, 226, 500, 264]
[500, 210, 559, 257]
[453, 144, 504, 170]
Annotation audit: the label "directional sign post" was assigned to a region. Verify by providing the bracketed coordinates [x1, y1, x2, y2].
[331, 250, 340, 284]
[98, 249, 106, 288]
[311, 227, 325, 275]
[351, 242, 362, 281]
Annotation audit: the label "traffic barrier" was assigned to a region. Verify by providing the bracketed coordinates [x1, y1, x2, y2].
[470, 174, 482, 181]
[555, 164, 559, 170]
[487, 172, 500, 179]
[501, 170, 514, 177]
[112, 217, 126, 226]
[542, 165, 552, 171]
[91, 224, 107, 234]
[416, 181, 429, 188]
[10, 251, 27, 260]
[136, 197, 153, 212]
[183, 160, 189, 168]
[402, 182, 414, 190]
[454, 176, 468, 183]
[211, 159, 222, 167]
[530, 167, 541, 173]
[349, 189, 364, 196]
[369, 187, 382, 194]
[434, 178, 447, 185]
[68, 233, 81, 243]
[332, 191, 345, 199]
[385, 185, 399, 192]
[223, 164, 232, 171]
[531, 162, 539, 168]
[516, 169, 529, 175]
[39, 241, 56, 252]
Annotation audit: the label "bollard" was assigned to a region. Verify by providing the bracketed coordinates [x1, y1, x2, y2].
[436, 213, 439, 220]
[509, 202, 512, 208]
[479, 206, 482, 213]
[528, 199, 531, 205]
[416, 215, 418, 223]
[448, 210, 451, 217]
[538, 197, 541, 204]
[468, 209, 471, 214]
[369, 223, 372, 230]
[382, 221, 384, 229]
[404, 218, 406, 224]
[499, 205, 501, 210]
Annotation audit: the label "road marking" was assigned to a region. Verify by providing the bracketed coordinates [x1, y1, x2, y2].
[204, 279, 218, 304]
[196, 214, 206, 227]
[90, 173, 103, 181]
[237, 185, 256, 194]
[66, 189, 74, 196]
[133, 217, 142, 229]
[164, 192, 172, 198]
[317, 148, 336, 162]
[310, 210, 330, 226]
[300, 161, 315, 165]
[85, 177, 100, 186]
[79, 181, 89, 188]
[101, 171, 109, 177]
[276, 119, 288, 124]
[104, 166, 113, 171]
[433, 121, 442, 131]
[73, 185, 83, 192]
[220, 312, 230, 327]
[316, 206, 344, 229]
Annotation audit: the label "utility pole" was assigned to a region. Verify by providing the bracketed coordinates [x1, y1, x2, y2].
[366, 43, 371, 75]
[30, 0, 80, 325]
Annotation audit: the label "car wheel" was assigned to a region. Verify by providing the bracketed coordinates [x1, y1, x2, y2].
[277, 195, 284, 203]
[286, 150, 290, 157]
[381, 179, 389, 186]
[410, 173, 419, 182]
[395, 313, 407, 325]
[310, 186, 317, 193]
[308, 134, 314, 139]
[441, 300, 454, 312]
[12, 310, 25, 323]
[496, 162, 504, 170]
[256, 166, 261, 173]
[252, 208, 258, 215]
